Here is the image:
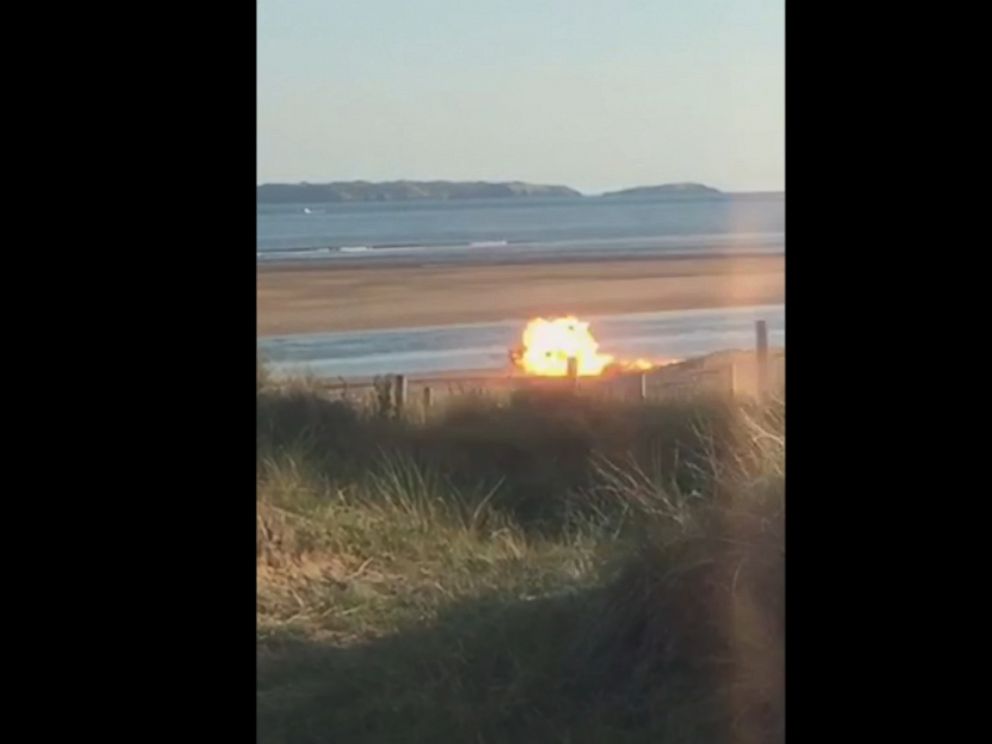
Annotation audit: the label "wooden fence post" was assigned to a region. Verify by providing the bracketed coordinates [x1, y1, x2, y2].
[422, 385, 432, 413]
[393, 374, 407, 415]
[756, 320, 769, 401]
[373, 375, 393, 417]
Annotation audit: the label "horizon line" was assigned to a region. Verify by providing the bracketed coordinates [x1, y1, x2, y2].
[255, 179, 785, 195]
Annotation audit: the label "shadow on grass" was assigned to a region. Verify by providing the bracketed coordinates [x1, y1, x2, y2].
[258, 575, 783, 744]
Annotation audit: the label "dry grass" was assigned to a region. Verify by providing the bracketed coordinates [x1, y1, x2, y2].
[257, 370, 784, 743]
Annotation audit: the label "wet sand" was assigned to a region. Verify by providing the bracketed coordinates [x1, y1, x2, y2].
[257, 254, 784, 336]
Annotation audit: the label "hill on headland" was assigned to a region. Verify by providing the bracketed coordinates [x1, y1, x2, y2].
[256, 180, 582, 204]
[601, 182, 724, 198]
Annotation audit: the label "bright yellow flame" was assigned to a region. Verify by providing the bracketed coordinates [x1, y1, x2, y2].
[517, 316, 614, 376]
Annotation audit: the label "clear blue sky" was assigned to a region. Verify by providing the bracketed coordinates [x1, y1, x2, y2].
[258, 0, 783, 194]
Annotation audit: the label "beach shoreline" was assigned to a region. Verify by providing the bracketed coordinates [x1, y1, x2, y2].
[257, 253, 784, 336]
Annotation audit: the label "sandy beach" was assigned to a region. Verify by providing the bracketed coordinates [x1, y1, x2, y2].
[257, 254, 783, 336]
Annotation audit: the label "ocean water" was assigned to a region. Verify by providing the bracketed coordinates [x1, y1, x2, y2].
[257, 193, 785, 377]
[257, 192, 784, 265]
[259, 304, 785, 379]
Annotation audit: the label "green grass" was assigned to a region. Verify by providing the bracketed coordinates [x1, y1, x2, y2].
[257, 372, 784, 743]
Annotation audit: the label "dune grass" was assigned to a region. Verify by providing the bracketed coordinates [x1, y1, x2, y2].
[257, 371, 784, 743]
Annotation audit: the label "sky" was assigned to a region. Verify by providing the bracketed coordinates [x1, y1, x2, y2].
[257, 0, 783, 194]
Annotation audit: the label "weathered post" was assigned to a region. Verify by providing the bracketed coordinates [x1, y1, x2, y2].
[756, 320, 769, 401]
[373, 375, 393, 418]
[638, 371, 648, 401]
[393, 374, 407, 415]
[566, 356, 578, 391]
[422, 385, 432, 414]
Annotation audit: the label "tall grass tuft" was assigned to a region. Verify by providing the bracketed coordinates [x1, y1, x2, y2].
[565, 404, 784, 743]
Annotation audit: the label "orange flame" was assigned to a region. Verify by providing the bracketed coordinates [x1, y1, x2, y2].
[514, 316, 614, 376]
[511, 316, 670, 377]
[625, 358, 654, 371]
[514, 315, 628, 377]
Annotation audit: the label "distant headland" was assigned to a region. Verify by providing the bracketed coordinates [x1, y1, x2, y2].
[600, 182, 723, 198]
[256, 180, 742, 204]
[256, 181, 581, 204]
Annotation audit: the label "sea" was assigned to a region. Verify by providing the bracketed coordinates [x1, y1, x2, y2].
[257, 192, 785, 378]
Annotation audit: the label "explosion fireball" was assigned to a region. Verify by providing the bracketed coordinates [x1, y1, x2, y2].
[511, 315, 656, 377]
